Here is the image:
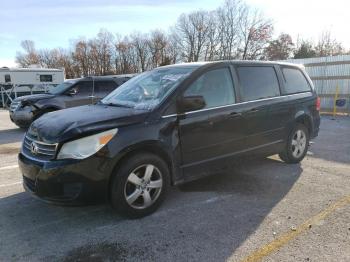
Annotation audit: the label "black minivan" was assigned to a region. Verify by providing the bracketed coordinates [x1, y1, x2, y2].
[9, 75, 132, 128]
[19, 61, 320, 218]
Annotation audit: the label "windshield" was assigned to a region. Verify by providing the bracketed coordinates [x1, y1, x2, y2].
[49, 80, 77, 95]
[101, 66, 196, 110]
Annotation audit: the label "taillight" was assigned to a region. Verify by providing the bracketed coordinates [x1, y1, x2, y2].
[316, 97, 321, 111]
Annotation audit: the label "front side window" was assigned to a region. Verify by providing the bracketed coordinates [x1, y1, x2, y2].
[282, 67, 311, 94]
[49, 80, 77, 95]
[237, 66, 280, 102]
[184, 68, 235, 110]
[102, 66, 196, 110]
[71, 81, 93, 95]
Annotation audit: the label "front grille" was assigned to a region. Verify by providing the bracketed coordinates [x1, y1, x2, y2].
[23, 176, 36, 192]
[10, 101, 20, 112]
[22, 134, 58, 160]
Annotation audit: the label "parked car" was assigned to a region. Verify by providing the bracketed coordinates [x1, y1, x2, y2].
[19, 61, 320, 218]
[9, 75, 133, 128]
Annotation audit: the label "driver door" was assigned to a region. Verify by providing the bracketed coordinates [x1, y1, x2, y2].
[61, 81, 93, 108]
[178, 67, 245, 180]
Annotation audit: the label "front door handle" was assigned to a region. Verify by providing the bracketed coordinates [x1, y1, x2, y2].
[229, 111, 242, 117]
[226, 111, 242, 119]
[245, 108, 259, 114]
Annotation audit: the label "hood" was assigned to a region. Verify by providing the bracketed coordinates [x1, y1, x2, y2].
[14, 94, 55, 105]
[29, 104, 150, 143]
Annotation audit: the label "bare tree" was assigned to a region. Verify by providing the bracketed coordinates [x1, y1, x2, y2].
[16, 40, 41, 67]
[239, 7, 273, 60]
[73, 39, 92, 76]
[114, 36, 137, 74]
[175, 11, 212, 62]
[131, 32, 150, 72]
[203, 11, 219, 61]
[166, 31, 181, 64]
[315, 30, 344, 57]
[147, 30, 169, 67]
[216, 0, 242, 60]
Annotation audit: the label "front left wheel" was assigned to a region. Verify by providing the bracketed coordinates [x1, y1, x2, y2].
[110, 153, 170, 218]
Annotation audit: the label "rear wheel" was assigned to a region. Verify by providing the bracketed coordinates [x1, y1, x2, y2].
[279, 123, 309, 164]
[110, 153, 169, 218]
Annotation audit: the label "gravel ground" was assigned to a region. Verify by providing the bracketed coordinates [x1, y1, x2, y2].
[0, 109, 349, 262]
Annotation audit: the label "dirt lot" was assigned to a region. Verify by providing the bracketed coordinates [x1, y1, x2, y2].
[0, 109, 349, 262]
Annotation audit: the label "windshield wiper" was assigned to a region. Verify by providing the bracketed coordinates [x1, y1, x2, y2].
[102, 102, 133, 108]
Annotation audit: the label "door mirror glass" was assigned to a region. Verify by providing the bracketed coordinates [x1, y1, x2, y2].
[178, 95, 206, 113]
[67, 88, 77, 96]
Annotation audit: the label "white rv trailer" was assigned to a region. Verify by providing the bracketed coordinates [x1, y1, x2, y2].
[0, 67, 65, 108]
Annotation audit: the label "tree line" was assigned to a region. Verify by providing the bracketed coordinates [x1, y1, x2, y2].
[15, 0, 347, 78]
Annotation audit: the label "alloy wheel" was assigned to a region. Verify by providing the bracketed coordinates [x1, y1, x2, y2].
[291, 129, 307, 158]
[124, 164, 163, 209]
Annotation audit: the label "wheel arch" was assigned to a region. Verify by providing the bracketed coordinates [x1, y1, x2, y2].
[294, 110, 313, 136]
[107, 141, 176, 200]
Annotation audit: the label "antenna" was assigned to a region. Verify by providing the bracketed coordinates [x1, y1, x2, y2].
[91, 76, 95, 104]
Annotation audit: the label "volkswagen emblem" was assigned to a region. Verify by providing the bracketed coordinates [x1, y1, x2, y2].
[30, 142, 39, 155]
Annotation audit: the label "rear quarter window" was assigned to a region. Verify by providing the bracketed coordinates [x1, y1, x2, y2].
[281, 67, 311, 94]
[237, 66, 280, 102]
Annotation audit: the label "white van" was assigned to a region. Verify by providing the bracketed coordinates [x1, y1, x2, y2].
[0, 67, 65, 107]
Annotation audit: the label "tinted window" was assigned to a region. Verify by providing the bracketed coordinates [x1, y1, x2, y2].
[49, 80, 77, 95]
[95, 81, 117, 93]
[237, 66, 280, 101]
[71, 81, 92, 95]
[115, 77, 130, 85]
[184, 68, 235, 109]
[40, 75, 53, 82]
[5, 74, 11, 83]
[282, 67, 311, 94]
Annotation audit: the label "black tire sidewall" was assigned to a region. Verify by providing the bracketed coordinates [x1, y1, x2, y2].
[110, 153, 170, 218]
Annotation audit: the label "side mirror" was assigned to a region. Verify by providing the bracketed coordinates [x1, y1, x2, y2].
[177, 95, 206, 113]
[67, 88, 77, 96]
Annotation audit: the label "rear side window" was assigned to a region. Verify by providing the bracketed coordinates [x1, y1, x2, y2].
[184, 68, 235, 109]
[94, 81, 118, 93]
[237, 66, 280, 102]
[282, 67, 311, 94]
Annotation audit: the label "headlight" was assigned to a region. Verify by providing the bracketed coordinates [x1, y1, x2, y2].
[57, 128, 118, 160]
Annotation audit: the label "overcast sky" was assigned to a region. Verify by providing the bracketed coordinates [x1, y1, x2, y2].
[1, 0, 349, 67]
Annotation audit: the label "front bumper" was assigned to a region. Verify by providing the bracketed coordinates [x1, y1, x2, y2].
[10, 106, 34, 127]
[18, 152, 112, 205]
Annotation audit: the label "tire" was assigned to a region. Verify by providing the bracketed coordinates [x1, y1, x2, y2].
[279, 123, 309, 164]
[110, 153, 170, 218]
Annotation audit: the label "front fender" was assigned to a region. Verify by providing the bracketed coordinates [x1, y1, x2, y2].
[34, 99, 64, 111]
